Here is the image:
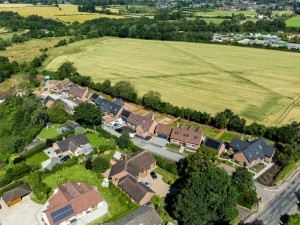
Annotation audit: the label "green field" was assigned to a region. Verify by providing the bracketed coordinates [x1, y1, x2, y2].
[286, 16, 300, 27]
[195, 10, 256, 17]
[44, 37, 300, 126]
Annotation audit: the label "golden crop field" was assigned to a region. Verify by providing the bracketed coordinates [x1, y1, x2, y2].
[43, 37, 300, 126]
[0, 4, 123, 23]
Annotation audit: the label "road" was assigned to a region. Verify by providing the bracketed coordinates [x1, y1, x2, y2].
[253, 171, 300, 225]
[102, 125, 185, 162]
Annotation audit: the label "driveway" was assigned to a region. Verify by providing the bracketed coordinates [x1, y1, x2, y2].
[150, 137, 169, 147]
[0, 195, 42, 225]
[138, 172, 170, 197]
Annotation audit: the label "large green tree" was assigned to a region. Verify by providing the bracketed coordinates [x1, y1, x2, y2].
[92, 156, 110, 173]
[117, 131, 134, 150]
[111, 81, 138, 103]
[232, 167, 259, 209]
[173, 167, 238, 225]
[285, 214, 300, 225]
[47, 102, 70, 124]
[73, 102, 102, 125]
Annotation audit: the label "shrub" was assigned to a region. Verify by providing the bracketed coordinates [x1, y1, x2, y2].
[154, 155, 178, 175]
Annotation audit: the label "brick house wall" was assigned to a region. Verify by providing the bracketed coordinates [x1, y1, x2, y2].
[233, 152, 250, 168]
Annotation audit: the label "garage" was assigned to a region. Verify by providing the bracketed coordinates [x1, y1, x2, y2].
[157, 134, 168, 140]
[2, 184, 31, 207]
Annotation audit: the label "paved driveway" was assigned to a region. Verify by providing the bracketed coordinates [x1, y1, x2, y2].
[150, 137, 169, 147]
[138, 172, 170, 197]
[0, 195, 42, 225]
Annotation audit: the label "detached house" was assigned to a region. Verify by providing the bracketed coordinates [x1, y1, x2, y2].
[127, 113, 158, 138]
[42, 181, 106, 225]
[47, 79, 72, 94]
[53, 134, 93, 157]
[170, 125, 204, 150]
[95, 98, 123, 119]
[109, 150, 156, 205]
[69, 85, 91, 101]
[203, 137, 225, 157]
[230, 137, 276, 168]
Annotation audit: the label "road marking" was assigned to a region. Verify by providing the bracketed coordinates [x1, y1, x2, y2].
[282, 200, 287, 206]
[273, 209, 279, 215]
[290, 193, 294, 198]
[264, 217, 271, 224]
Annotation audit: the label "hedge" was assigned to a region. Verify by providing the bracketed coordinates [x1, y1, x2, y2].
[154, 155, 179, 176]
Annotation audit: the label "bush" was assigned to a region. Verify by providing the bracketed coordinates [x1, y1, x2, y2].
[92, 156, 110, 173]
[154, 155, 178, 175]
[0, 180, 24, 196]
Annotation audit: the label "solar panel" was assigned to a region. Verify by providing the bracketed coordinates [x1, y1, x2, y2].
[51, 204, 74, 223]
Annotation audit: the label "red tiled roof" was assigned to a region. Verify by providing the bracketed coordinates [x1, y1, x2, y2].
[155, 123, 172, 136]
[43, 181, 103, 225]
[170, 127, 203, 145]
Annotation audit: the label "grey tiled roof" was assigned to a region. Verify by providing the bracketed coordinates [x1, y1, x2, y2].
[104, 205, 162, 225]
[230, 137, 276, 163]
[57, 134, 89, 153]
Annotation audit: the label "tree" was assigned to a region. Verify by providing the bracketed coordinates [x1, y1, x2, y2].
[46, 139, 54, 147]
[111, 81, 138, 103]
[47, 102, 70, 123]
[19, 81, 34, 96]
[232, 167, 259, 209]
[73, 102, 102, 125]
[285, 214, 300, 225]
[31, 108, 48, 125]
[85, 158, 92, 170]
[142, 91, 161, 110]
[56, 61, 77, 80]
[92, 156, 110, 173]
[117, 131, 133, 150]
[182, 146, 217, 175]
[172, 167, 238, 225]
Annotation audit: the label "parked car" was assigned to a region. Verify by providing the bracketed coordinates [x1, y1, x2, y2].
[115, 128, 123, 133]
[150, 171, 157, 179]
[144, 201, 153, 207]
[140, 181, 151, 187]
[60, 155, 71, 162]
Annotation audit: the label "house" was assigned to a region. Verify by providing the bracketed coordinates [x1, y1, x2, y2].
[42, 181, 106, 225]
[109, 150, 156, 205]
[170, 125, 204, 150]
[230, 137, 276, 168]
[104, 205, 162, 225]
[69, 85, 91, 101]
[44, 95, 55, 108]
[120, 109, 131, 122]
[90, 93, 99, 102]
[155, 123, 172, 139]
[127, 113, 157, 138]
[53, 134, 93, 157]
[46, 79, 72, 94]
[118, 175, 155, 205]
[203, 137, 225, 157]
[96, 98, 123, 119]
[112, 98, 124, 106]
[64, 120, 80, 130]
[112, 151, 122, 162]
[2, 184, 31, 207]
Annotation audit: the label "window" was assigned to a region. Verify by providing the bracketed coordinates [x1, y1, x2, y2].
[183, 134, 189, 138]
[175, 132, 179, 135]
[194, 136, 198, 140]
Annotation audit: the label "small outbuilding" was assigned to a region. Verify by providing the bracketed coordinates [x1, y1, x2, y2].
[203, 137, 225, 157]
[2, 184, 31, 207]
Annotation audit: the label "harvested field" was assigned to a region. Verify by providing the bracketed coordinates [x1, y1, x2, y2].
[44, 37, 300, 126]
[0, 4, 123, 23]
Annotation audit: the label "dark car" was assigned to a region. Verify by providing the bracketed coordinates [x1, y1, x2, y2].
[150, 171, 157, 179]
[115, 128, 123, 133]
[60, 155, 71, 162]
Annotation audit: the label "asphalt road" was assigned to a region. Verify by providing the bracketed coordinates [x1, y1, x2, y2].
[255, 172, 300, 225]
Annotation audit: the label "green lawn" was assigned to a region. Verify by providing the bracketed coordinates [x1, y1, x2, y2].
[154, 167, 179, 184]
[275, 161, 300, 183]
[26, 151, 49, 168]
[286, 16, 300, 27]
[37, 124, 61, 140]
[201, 126, 219, 138]
[183, 150, 195, 156]
[86, 132, 107, 148]
[165, 143, 180, 151]
[43, 164, 138, 223]
[103, 149, 117, 160]
[218, 132, 241, 143]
